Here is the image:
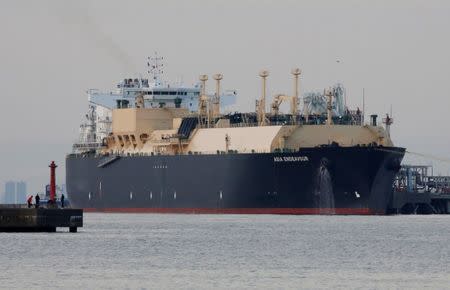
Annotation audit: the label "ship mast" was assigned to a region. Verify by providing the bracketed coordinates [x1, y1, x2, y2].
[147, 52, 164, 86]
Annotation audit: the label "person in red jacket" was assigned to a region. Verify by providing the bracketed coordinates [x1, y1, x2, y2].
[27, 195, 33, 208]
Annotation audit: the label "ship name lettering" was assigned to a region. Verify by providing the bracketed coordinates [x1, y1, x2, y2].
[274, 156, 309, 162]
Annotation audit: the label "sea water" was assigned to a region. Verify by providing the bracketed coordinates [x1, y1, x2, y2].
[0, 214, 449, 289]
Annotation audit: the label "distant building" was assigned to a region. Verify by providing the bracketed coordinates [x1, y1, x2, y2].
[4, 181, 16, 204]
[2, 181, 28, 204]
[16, 181, 27, 204]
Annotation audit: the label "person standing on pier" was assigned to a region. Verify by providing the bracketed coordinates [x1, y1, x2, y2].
[35, 194, 40, 208]
[27, 195, 33, 208]
[61, 193, 65, 208]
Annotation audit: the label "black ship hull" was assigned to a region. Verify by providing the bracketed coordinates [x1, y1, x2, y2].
[66, 146, 405, 215]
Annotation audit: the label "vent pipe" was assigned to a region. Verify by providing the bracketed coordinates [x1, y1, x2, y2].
[291, 68, 301, 119]
[370, 114, 378, 126]
[258, 70, 269, 126]
[199, 75, 208, 96]
[213, 74, 223, 118]
[198, 75, 208, 124]
[325, 88, 333, 125]
[383, 113, 393, 137]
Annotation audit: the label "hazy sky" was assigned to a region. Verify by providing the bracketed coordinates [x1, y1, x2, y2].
[1, 0, 450, 193]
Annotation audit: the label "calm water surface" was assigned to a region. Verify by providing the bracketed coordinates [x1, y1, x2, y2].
[0, 214, 449, 289]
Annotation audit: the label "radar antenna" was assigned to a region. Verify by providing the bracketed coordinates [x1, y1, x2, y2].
[147, 52, 164, 85]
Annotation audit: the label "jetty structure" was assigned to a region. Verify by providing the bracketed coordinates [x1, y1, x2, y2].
[0, 162, 83, 232]
[390, 165, 450, 214]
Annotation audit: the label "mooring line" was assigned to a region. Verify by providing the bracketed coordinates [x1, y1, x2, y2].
[405, 150, 450, 164]
[373, 148, 450, 164]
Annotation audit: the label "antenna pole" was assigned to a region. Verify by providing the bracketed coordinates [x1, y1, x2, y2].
[362, 88, 365, 126]
[344, 87, 347, 108]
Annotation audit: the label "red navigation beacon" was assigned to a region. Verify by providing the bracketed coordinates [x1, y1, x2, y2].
[49, 161, 57, 203]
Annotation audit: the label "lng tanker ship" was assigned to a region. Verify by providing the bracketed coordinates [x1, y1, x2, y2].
[66, 56, 405, 214]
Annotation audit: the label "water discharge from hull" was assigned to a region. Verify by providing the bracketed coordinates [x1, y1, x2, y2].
[314, 158, 335, 214]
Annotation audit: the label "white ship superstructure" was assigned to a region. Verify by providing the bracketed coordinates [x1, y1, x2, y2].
[73, 55, 237, 153]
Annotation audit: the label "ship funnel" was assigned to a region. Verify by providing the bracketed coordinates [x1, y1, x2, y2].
[213, 74, 223, 118]
[325, 88, 333, 125]
[258, 70, 269, 126]
[291, 68, 301, 121]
